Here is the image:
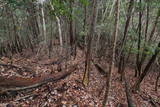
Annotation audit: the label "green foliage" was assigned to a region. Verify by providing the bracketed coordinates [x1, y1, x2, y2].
[149, 0, 160, 8]
[6, 0, 17, 4]
[50, 0, 70, 17]
[0, 0, 160, 60]
[79, 0, 89, 6]
[134, 1, 145, 12]
[123, 38, 159, 56]
[49, 0, 89, 19]
[6, 0, 27, 9]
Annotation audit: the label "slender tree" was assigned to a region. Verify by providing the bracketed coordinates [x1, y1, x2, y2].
[50, 0, 63, 53]
[102, 0, 119, 106]
[136, 0, 142, 77]
[133, 42, 160, 91]
[136, 8, 160, 77]
[118, 0, 134, 81]
[83, 0, 98, 86]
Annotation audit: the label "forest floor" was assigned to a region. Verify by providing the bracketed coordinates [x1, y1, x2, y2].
[0, 47, 159, 107]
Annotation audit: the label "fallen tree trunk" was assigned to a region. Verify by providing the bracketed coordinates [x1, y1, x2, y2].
[123, 73, 135, 107]
[0, 64, 77, 95]
[93, 63, 107, 76]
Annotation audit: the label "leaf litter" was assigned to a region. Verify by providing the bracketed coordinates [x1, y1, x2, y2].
[0, 48, 159, 107]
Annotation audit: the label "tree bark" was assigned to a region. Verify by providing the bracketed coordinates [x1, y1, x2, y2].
[82, 0, 98, 86]
[41, 4, 47, 45]
[102, 0, 119, 106]
[136, 0, 142, 77]
[124, 73, 135, 107]
[0, 65, 77, 95]
[155, 71, 160, 91]
[50, 1, 63, 53]
[135, 8, 160, 77]
[137, 3, 150, 77]
[69, 0, 76, 56]
[133, 42, 160, 91]
[118, 0, 134, 79]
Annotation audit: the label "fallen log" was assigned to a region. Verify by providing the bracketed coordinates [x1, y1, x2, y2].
[0, 64, 77, 95]
[91, 59, 108, 77]
[94, 63, 107, 76]
[123, 73, 135, 107]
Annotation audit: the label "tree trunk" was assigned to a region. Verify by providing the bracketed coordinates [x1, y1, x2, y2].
[82, 0, 98, 86]
[137, 3, 150, 77]
[50, 1, 63, 53]
[133, 42, 160, 91]
[69, 0, 76, 56]
[155, 71, 160, 91]
[135, 8, 160, 77]
[26, 1, 40, 39]
[102, 0, 119, 106]
[41, 4, 47, 45]
[56, 16, 63, 53]
[124, 73, 135, 107]
[136, 0, 142, 77]
[118, 0, 134, 79]
[148, 8, 160, 41]
[11, 12, 22, 53]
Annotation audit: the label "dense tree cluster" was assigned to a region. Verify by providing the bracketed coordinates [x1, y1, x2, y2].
[0, 0, 159, 106]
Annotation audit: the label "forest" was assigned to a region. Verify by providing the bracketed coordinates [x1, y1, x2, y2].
[0, 0, 160, 106]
